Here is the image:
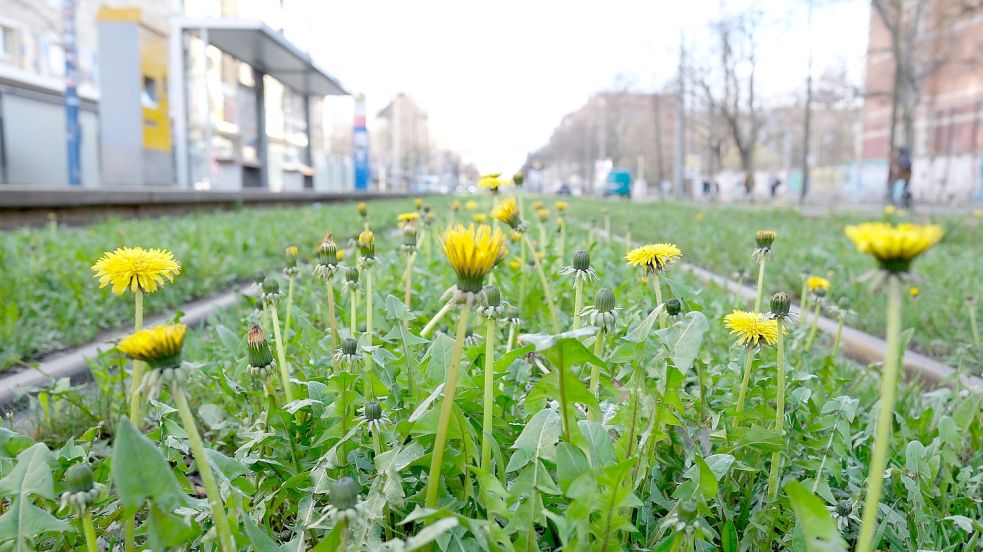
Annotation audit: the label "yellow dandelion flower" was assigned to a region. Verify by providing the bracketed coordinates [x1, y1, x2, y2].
[509, 230, 522, 242]
[477, 173, 512, 191]
[973, 208, 982, 218]
[91, 247, 181, 295]
[414, 198, 424, 208]
[806, 276, 830, 291]
[473, 213, 488, 223]
[897, 209, 907, 217]
[536, 208, 550, 221]
[358, 230, 375, 257]
[724, 310, 780, 348]
[532, 200, 545, 210]
[909, 287, 920, 298]
[452, 200, 462, 211]
[844, 222, 944, 273]
[554, 201, 568, 212]
[509, 258, 522, 270]
[117, 323, 187, 368]
[442, 224, 507, 293]
[626, 243, 682, 274]
[336, 249, 346, 262]
[398, 211, 421, 225]
[491, 196, 521, 229]
[357, 202, 367, 217]
[465, 200, 478, 211]
[285, 246, 298, 257]
[884, 205, 896, 216]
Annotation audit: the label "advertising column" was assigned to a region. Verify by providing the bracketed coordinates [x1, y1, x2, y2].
[353, 94, 370, 191]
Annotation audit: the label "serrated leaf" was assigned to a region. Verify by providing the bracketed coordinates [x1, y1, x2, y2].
[656, 311, 708, 374]
[112, 417, 189, 512]
[784, 480, 847, 552]
[0, 443, 71, 550]
[623, 304, 665, 343]
[506, 409, 562, 473]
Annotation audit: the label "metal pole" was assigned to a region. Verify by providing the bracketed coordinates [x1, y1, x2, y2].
[63, 0, 81, 186]
[169, 20, 190, 187]
[674, 31, 686, 199]
[201, 27, 213, 189]
[254, 68, 268, 188]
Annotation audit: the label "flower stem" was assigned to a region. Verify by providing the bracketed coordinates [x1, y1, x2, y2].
[127, 290, 144, 425]
[856, 277, 903, 552]
[589, 330, 605, 399]
[734, 347, 756, 418]
[173, 385, 235, 552]
[124, 515, 135, 552]
[404, 252, 416, 309]
[269, 305, 294, 402]
[811, 428, 837, 494]
[753, 257, 767, 312]
[82, 512, 98, 552]
[805, 300, 821, 353]
[557, 224, 566, 260]
[573, 278, 584, 330]
[968, 301, 980, 348]
[349, 289, 358, 337]
[326, 276, 339, 350]
[604, 215, 611, 243]
[335, 517, 349, 552]
[424, 295, 474, 509]
[284, 275, 296, 342]
[832, 311, 845, 357]
[652, 274, 667, 330]
[480, 317, 497, 474]
[506, 324, 516, 353]
[522, 234, 560, 334]
[365, 267, 374, 340]
[422, 297, 456, 337]
[519, 237, 527, 307]
[767, 319, 786, 499]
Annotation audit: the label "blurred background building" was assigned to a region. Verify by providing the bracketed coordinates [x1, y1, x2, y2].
[0, 0, 355, 190]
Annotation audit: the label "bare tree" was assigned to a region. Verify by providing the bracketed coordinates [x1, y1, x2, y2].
[694, 9, 764, 193]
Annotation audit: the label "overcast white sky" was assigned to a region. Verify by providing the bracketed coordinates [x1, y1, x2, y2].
[297, 1, 871, 173]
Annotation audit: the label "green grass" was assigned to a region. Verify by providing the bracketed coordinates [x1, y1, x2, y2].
[0, 199, 413, 371]
[6, 202, 981, 551]
[565, 198, 983, 372]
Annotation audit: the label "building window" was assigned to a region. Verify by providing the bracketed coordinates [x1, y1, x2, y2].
[0, 24, 19, 62]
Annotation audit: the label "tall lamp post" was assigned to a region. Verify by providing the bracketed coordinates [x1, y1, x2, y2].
[63, 0, 82, 186]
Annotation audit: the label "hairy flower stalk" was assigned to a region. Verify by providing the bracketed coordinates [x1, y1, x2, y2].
[752, 230, 776, 312]
[767, 292, 791, 499]
[314, 234, 340, 348]
[425, 224, 505, 510]
[626, 243, 682, 330]
[803, 276, 829, 353]
[479, 285, 503, 476]
[400, 220, 418, 309]
[603, 208, 611, 243]
[586, 288, 619, 402]
[725, 310, 780, 418]
[522, 234, 561, 333]
[283, 246, 299, 342]
[846, 221, 943, 552]
[61, 463, 100, 552]
[344, 266, 360, 338]
[92, 246, 181, 425]
[118, 323, 234, 552]
[263, 277, 294, 402]
[967, 295, 980, 349]
[561, 250, 597, 330]
[358, 231, 377, 340]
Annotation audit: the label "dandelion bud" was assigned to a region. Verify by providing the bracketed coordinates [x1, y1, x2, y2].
[513, 172, 524, 187]
[345, 266, 360, 284]
[666, 299, 682, 316]
[483, 285, 502, 307]
[358, 231, 375, 258]
[770, 291, 791, 319]
[573, 250, 591, 272]
[262, 277, 280, 297]
[755, 230, 777, 250]
[595, 288, 616, 313]
[357, 202, 367, 218]
[402, 226, 418, 250]
[318, 239, 338, 266]
[65, 463, 95, 494]
[331, 476, 359, 511]
[365, 400, 382, 422]
[835, 500, 852, 517]
[285, 246, 299, 267]
[342, 337, 358, 356]
[414, 198, 424, 209]
[452, 199, 462, 212]
[246, 324, 274, 368]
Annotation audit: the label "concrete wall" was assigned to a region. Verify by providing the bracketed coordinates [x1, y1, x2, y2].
[0, 91, 100, 186]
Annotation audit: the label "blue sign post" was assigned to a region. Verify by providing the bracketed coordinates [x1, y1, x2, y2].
[353, 94, 370, 191]
[63, 0, 81, 186]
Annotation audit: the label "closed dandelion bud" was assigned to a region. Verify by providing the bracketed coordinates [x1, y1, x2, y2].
[414, 198, 424, 209]
[755, 230, 777, 250]
[319, 239, 338, 266]
[342, 337, 358, 356]
[770, 291, 791, 319]
[357, 202, 367, 218]
[402, 226, 418, 252]
[836, 500, 852, 517]
[346, 266, 360, 284]
[452, 200, 461, 212]
[285, 246, 299, 267]
[666, 299, 682, 317]
[61, 463, 99, 514]
[261, 276, 282, 304]
[358, 231, 375, 259]
[483, 285, 502, 308]
[365, 400, 382, 422]
[65, 463, 94, 494]
[246, 324, 274, 372]
[331, 477, 359, 511]
[596, 288, 616, 313]
[573, 250, 591, 272]
[513, 172, 524, 187]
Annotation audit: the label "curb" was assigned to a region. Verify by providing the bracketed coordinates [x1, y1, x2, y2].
[603, 230, 983, 393]
[0, 285, 251, 408]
